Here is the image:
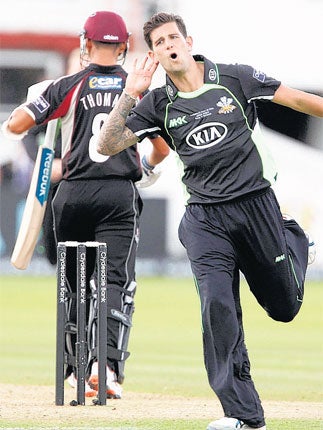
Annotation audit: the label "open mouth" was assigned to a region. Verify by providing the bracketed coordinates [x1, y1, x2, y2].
[170, 53, 177, 60]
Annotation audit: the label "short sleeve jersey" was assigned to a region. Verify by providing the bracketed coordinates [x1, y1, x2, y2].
[25, 64, 141, 181]
[126, 55, 281, 204]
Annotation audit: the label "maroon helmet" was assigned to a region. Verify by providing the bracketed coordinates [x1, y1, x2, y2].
[82, 11, 130, 43]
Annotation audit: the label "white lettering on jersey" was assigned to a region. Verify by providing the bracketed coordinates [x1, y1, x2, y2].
[80, 92, 120, 110]
[88, 113, 110, 163]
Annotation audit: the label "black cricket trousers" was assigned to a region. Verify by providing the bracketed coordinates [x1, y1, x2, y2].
[178, 187, 308, 428]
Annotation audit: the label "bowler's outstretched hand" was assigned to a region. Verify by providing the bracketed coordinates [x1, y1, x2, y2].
[125, 55, 159, 98]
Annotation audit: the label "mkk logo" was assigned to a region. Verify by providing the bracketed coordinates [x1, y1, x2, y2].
[275, 254, 286, 263]
[169, 115, 188, 128]
[186, 122, 227, 149]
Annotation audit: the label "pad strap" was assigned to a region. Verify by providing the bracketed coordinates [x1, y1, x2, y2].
[91, 346, 130, 362]
[65, 352, 76, 367]
[108, 284, 135, 297]
[108, 307, 132, 327]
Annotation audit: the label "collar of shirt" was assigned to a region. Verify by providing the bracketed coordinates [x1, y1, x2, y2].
[165, 55, 219, 101]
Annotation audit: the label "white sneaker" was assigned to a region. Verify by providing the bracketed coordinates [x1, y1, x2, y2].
[207, 417, 243, 429]
[88, 361, 122, 399]
[207, 417, 266, 430]
[66, 372, 97, 397]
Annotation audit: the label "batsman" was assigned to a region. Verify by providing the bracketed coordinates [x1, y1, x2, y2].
[2, 11, 169, 399]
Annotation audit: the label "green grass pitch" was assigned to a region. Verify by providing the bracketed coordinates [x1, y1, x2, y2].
[0, 275, 322, 429]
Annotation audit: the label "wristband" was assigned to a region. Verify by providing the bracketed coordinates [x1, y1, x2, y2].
[142, 154, 155, 171]
[123, 90, 137, 102]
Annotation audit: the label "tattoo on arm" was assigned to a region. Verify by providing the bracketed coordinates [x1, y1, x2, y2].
[97, 92, 139, 155]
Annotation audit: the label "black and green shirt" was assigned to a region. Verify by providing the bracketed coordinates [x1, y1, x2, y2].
[126, 55, 281, 204]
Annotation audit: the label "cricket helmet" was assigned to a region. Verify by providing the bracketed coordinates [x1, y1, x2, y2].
[82, 11, 130, 43]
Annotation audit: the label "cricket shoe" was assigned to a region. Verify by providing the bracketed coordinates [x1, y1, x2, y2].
[88, 361, 122, 399]
[66, 373, 97, 398]
[207, 417, 266, 430]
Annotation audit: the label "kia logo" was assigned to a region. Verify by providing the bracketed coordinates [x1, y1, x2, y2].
[186, 122, 227, 149]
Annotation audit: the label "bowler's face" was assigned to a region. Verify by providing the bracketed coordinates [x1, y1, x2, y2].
[149, 22, 192, 73]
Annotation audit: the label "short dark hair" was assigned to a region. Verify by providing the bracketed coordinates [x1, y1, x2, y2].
[143, 12, 187, 49]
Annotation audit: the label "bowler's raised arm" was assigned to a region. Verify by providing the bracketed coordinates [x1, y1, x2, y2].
[97, 55, 159, 156]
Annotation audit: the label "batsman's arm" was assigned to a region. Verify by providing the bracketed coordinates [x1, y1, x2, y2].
[2, 79, 55, 139]
[2, 106, 35, 139]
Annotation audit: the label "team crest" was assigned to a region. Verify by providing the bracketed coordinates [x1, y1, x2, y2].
[167, 85, 174, 97]
[217, 96, 236, 114]
[209, 68, 217, 81]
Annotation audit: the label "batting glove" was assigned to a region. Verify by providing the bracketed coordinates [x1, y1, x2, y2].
[136, 154, 161, 188]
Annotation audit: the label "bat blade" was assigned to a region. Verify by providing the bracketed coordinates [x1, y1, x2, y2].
[11, 119, 58, 270]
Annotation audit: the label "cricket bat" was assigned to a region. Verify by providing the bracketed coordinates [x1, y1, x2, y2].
[11, 119, 58, 269]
